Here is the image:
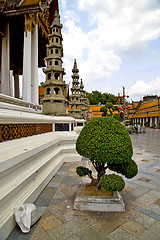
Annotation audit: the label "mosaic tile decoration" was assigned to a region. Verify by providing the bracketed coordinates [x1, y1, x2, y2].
[0, 123, 52, 142]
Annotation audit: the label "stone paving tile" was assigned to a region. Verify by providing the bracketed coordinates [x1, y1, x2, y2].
[154, 198, 160, 206]
[34, 187, 57, 207]
[146, 203, 160, 216]
[89, 213, 130, 235]
[120, 220, 146, 238]
[76, 226, 109, 240]
[138, 177, 151, 182]
[131, 179, 157, 190]
[139, 221, 160, 240]
[66, 235, 80, 240]
[47, 181, 61, 188]
[132, 204, 160, 221]
[133, 190, 160, 208]
[107, 228, 139, 240]
[50, 176, 63, 183]
[55, 170, 68, 176]
[47, 218, 91, 240]
[134, 210, 156, 228]
[39, 215, 62, 231]
[122, 185, 150, 202]
[62, 176, 80, 187]
[41, 207, 54, 218]
[30, 225, 53, 240]
[7, 224, 38, 240]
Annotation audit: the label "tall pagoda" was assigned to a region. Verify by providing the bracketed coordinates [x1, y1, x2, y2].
[41, 10, 67, 115]
[69, 59, 82, 119]
[79, 78, 87, 114]
[79, 78, 93, 121]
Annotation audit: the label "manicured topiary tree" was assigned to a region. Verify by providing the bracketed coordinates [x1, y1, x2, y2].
[100, 106, 108, 117]
[105, 102, 113, 114]
[76, 117, 138, 193]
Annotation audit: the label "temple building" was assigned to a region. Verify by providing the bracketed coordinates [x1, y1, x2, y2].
[0, 0, 58, 104]
[129, 95, 160, 128]
[41, 10, 67, 115]
[69, 59, 82, 119]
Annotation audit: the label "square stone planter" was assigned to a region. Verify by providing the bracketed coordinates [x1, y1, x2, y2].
[74, 184, 125, 212]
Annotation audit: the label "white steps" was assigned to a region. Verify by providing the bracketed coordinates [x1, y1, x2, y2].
[0, 131, 81, 240]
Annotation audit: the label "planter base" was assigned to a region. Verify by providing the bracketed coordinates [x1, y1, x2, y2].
[74, 184, 125, 212]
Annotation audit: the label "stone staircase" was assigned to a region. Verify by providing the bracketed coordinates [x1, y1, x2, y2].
[0, 131, 81, 239]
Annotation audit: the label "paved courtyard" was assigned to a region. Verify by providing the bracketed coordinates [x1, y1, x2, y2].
[8, 128, 160, 240]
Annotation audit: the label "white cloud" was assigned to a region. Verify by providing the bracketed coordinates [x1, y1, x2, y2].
[84, 1, 160, 55]
[38, 68, 45, 85]
[62, 18, 121, 84]
[61, 0, 67, 9]
[61, 0, 160, 86]
[128, 78, 160, 100]
[38, 0, 160, 103]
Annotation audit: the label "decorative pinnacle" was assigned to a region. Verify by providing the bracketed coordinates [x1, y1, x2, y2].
[72, 59, 79, 73]
[50, 10, 62, 28]
[80, 79, 84, 89]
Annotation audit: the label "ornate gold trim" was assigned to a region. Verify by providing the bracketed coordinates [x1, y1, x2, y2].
[24, 10, 50, 39]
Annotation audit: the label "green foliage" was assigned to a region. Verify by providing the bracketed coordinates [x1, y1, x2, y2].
[109, 159, 138, 179]
[76, 166, 92, 177]
[144, 121, 149, 127]
[76, 117, 133, 166]
[122, 160, 138, 178]
[113, 114, 120, 121]
[100, 174, 125, 193]
[76, 117, 138, 192]
[100, 106, 108, 116]
[86, 91, 118, 105]
[100, 106, 108, 113]
[105, 102, 113, 109]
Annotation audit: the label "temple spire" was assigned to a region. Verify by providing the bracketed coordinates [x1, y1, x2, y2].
[41, 9, 67, 116]
[69, 59, 82, 119]
[73, 59, 78, 72]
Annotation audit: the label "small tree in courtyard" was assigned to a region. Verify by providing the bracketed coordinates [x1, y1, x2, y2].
[76, 117, 138, 194]
[100, 106, 108, 116]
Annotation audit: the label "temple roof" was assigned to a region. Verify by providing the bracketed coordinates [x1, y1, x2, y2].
[0, 0, 54, 15]
[0, 0, 58, 71]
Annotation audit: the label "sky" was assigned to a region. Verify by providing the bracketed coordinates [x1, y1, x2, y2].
[39, 0, 160, 101]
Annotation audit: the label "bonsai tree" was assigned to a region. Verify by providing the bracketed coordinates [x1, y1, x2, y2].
[100, 106, 108, 116]
[76, 117, 138, 194]
[105, 102, 113, 114]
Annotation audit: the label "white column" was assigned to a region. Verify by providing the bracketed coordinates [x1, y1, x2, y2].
[1, 22, 10, 95]
[150, 117, 152, 126]
[22, 31, 32, 102]
[31, 25, 38, 104]
[155, 117, 158, 127]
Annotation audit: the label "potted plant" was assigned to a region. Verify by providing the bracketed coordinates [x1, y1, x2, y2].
[76, 117, 138, 195]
